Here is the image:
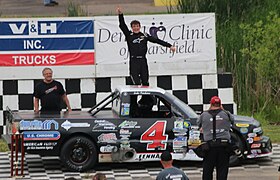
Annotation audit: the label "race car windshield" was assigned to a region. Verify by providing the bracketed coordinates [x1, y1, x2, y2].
[165, 92, 198, 119]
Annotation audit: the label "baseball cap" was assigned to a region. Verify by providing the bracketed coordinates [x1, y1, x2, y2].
[160, 151, 172, 161]
[210, 96, 221, 105]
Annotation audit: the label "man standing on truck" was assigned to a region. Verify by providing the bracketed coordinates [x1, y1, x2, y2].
[197, 96, 234, 180]
[34, 67, 72, 113]
[116, 7, 176, 86]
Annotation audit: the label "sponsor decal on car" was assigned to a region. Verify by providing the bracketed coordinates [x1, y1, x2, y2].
[119, 129, 132, 139]
[136, 153, 161, 160]
[120, 137, 131, 148]
[174, 119, 184, 129]
[236, 123, 249, 127]
[19, 119, 58, 130]
[61, 120, 90, 131]
[24, 142, 58, 150]
[248, 133, 257, 138]
[120, 129, 132, 135]
[23, 131, 60, 141]
[120, 129, 131, 135]
[253, 136, 261, 141]
[247, 137, 254, 144]
[119, 120, 140, 129]
[240, 127, 248, 134]
[250, 149, 262, 157]
[174, 132, 188, 136]
[92, 120, 117, 132]
[253, 127, 262, 133]
[173, 137, 187, 148]
[98, 133, 117, 143]
[189, 130, 200, 139]
[173, 119, 189, 133]
[121, 103, 130, 116]
[251, 143, 261, 149]
[100, 145, 117, 153]
[184, 121, 190, 128]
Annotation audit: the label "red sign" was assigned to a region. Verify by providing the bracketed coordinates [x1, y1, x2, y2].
[0, 52, 94, 66]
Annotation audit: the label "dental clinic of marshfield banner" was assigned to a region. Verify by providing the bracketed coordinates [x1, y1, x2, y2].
[94, 13, 216, 66]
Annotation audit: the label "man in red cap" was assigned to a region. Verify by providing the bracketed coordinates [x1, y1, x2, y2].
[197, 96, 234, 180]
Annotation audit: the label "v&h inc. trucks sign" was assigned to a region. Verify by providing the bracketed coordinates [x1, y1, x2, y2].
[0, 17, 94, 66]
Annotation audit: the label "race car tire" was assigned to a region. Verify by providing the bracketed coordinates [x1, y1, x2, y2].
[60, 136, 97, 172]
[229, 132, 244, 166]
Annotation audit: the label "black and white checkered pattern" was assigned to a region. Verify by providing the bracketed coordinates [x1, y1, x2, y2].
[0, 144, 279, 180]
[0, 73, 235, 135]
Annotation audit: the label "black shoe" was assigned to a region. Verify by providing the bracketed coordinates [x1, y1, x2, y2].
[51, 1, 59, 5]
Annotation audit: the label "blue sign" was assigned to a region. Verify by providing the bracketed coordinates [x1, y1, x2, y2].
[0, 20, 93, 35]
[0, 18, 95, 66]
[23, 131, 61, 141]
[20, 119, 59, 130]
[0, 37, 94, 51]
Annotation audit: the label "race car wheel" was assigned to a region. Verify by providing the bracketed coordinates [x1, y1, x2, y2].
[229, 132, 244, 166]
[60, 136, 97, 171]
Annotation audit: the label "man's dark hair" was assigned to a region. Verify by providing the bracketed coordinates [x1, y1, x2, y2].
[161, 151, 172, 161]
[130, 20, 141, 27]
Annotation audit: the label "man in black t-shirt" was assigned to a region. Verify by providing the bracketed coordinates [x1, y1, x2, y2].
[34, 67, 71, 113]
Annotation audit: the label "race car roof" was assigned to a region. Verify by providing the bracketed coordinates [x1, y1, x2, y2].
[115, 85, 166, 94]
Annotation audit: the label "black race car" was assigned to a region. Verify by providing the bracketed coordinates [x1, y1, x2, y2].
[2, 85, 272, 171]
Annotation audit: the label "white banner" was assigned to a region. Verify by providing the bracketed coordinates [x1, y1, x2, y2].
[94, 13, 216, 65]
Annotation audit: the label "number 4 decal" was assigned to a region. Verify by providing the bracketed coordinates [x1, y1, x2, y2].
[140, 121, 168, 150]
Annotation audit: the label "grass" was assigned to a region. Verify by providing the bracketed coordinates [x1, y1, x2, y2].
[256, 116, 280, 143]
[0, 138, 9, 152]
[66, 0, 88, 17]
[262, 125, 280, 143]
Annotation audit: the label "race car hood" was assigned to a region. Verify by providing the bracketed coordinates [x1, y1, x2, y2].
[187, 114, 260, 127]
[233, 114, 260, 126]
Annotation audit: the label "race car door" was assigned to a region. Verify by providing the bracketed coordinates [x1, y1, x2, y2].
[119, 92, 189, 161]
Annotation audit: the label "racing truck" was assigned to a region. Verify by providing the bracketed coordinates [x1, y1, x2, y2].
[2, 86, 272, 171]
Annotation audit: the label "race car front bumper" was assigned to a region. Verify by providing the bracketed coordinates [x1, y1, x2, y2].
[246, 135, 273, 159]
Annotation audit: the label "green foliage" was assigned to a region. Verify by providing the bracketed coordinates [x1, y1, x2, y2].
[66, 0, 88, 17]
[177, 0, 264, 21]
[176, 0, 280, 122]
[240, 14, 280, 83]
[0, 139, 9, 152]
[239, 12, 280, 117]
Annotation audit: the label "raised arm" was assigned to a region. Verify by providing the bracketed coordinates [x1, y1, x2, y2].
[116, 7, 130, 36]
[146, 34, 176, 52]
